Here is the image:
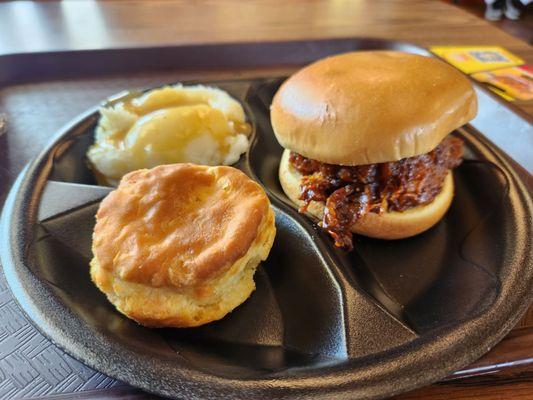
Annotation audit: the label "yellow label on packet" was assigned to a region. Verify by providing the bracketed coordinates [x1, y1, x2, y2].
[472, 66, 533, 101]
[430, 46, 524, 74]
[487, 87, 515, 102]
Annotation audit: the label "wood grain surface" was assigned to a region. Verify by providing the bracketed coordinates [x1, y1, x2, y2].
[0, 1, 531, 399]
[0, 0, 532, 115]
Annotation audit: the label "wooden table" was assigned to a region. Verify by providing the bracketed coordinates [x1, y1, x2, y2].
[1, 0, 532, 115]
[0, 1, 531, 399]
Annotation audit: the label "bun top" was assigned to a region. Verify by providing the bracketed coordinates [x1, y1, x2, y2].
[92, 164, 271, 288]
[270, 51, 477, 165]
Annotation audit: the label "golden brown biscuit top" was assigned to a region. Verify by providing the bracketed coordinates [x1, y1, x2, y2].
[92, 164, 271, 288]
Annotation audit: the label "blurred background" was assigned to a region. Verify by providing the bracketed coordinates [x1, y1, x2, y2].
[448, 0, 532, 43]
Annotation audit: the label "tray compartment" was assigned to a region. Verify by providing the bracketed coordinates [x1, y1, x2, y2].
[245, 78, 513, 337]
[36, 196, 350, 376]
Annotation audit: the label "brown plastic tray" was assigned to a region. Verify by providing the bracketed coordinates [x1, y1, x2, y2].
[0, 38, 531, 400]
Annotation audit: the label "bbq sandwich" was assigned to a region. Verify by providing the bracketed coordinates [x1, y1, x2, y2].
[271, 51, 477, 250]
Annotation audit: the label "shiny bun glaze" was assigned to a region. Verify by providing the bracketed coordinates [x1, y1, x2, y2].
[271, 51, 477, 165]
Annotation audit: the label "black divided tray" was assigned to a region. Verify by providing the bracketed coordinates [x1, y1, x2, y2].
[0, 39, 532, 400]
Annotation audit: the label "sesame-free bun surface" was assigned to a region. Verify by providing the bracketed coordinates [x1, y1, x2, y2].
[271, 51, 477, 165]
[279, 150, 453, 240]
[90, 163, 276, 327]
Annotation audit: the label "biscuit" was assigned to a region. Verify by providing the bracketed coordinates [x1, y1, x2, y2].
[90, 163, 276, 327]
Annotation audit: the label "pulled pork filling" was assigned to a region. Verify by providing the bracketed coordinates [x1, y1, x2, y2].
[289, 136, 463, 251]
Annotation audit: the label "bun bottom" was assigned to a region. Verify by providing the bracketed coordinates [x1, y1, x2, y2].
[279, 149, 454, 240]
[90, 208, 276, 328]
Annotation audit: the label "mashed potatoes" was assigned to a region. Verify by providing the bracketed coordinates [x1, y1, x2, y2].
[87, 84, 251, 186]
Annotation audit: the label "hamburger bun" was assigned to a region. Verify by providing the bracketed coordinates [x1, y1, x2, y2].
[90, 163, 276, 327]
[279, 149, 453, 240]
[271, 51, 477, 165]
